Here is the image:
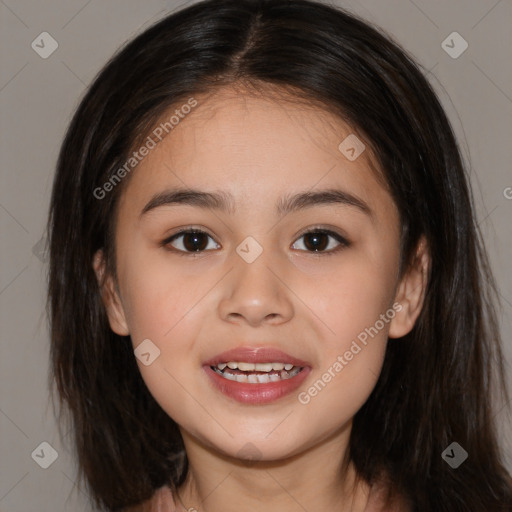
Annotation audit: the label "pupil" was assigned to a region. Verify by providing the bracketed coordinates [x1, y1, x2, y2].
[304, 232, 328, 251]
[184, 233, 207, 251]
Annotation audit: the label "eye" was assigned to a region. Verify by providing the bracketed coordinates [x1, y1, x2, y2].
[163, 228, 220, 254]
[291, 228, 350, 255]
[162, 226, 350, 256]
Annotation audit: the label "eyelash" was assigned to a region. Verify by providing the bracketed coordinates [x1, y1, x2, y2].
[161, 226, 350, 257]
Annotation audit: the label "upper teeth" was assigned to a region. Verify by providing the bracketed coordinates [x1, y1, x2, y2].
[217, 362, 295, 372]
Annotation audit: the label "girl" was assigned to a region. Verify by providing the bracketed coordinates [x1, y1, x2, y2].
[47, 0, 512, 510]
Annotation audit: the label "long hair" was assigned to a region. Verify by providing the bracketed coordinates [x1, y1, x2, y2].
[47, 0, 512, 510]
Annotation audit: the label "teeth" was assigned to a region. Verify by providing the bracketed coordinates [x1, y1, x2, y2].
[212, 364, 303, 383]
[255, 363, 273, 372]
[238, 362, 255, 371]
[216, 361, 297, 372]
[247, 374, 259, 384]
[222, 371, 237, 381]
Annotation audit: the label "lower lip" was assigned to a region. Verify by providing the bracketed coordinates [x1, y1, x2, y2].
[203, 365, 311, 404]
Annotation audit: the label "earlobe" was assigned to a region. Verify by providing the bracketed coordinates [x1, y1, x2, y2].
[92, 249, 130, 336]
[388, 236, 430, 339]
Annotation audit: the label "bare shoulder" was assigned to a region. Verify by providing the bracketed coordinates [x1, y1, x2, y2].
[365, 477, 413, 512]
[122, 486, 177, 512]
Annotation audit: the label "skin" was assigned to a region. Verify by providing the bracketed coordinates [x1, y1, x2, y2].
[94, 86, 429, 512]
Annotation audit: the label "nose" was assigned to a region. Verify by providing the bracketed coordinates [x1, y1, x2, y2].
[218, 249, 295, 327]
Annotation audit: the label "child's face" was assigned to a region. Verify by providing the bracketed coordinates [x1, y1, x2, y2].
[98, 87, 423, 462]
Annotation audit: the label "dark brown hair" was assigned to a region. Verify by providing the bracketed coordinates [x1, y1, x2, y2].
[47, 0, 512, 510]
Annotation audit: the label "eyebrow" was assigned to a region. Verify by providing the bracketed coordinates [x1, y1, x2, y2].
[139, 187, 372, 218]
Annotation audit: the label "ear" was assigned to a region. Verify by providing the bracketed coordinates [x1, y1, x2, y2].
[93, 249, 130, 336]
[388, 236, 430, 339]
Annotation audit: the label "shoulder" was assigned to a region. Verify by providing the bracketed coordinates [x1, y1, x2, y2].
[147, 486, 178, 512]
[122, 485, 178, 512]
[365, 476, 413, 512]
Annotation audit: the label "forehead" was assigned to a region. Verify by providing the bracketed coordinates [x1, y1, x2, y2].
[119, 86, 392, 219]
[163, 87, 367, 171]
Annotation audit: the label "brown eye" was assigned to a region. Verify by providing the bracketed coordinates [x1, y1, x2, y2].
[291, 229, 349, 254]
[164, 229, 220, 253]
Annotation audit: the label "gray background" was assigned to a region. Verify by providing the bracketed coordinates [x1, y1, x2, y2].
[1, 0, 511, 510]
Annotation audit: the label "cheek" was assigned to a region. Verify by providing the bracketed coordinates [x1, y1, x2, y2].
[292, 249, 397, 407]
[121, 255, 210, 426]
[118, 245, 208, 341]
[294, 264, 394, 427]
[117, 246, 211, 375]
[295, 249, 398, 348]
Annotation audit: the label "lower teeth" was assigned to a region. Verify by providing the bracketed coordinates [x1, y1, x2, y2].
[213, 366, 302, 383]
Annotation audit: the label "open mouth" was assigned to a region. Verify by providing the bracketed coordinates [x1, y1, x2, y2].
[203, 346, 311, 403]
[211, 361, 304, 383]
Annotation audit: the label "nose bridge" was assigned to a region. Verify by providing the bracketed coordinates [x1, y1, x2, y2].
[218, 236, 294, 326]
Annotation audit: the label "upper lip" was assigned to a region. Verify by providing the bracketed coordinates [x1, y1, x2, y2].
[204, 346, 311, 367]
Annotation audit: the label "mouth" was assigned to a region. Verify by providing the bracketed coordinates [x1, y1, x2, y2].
[203, 347, 311, 404]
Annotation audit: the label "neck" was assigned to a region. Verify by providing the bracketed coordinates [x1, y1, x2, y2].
[176, 425, 371, 512]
